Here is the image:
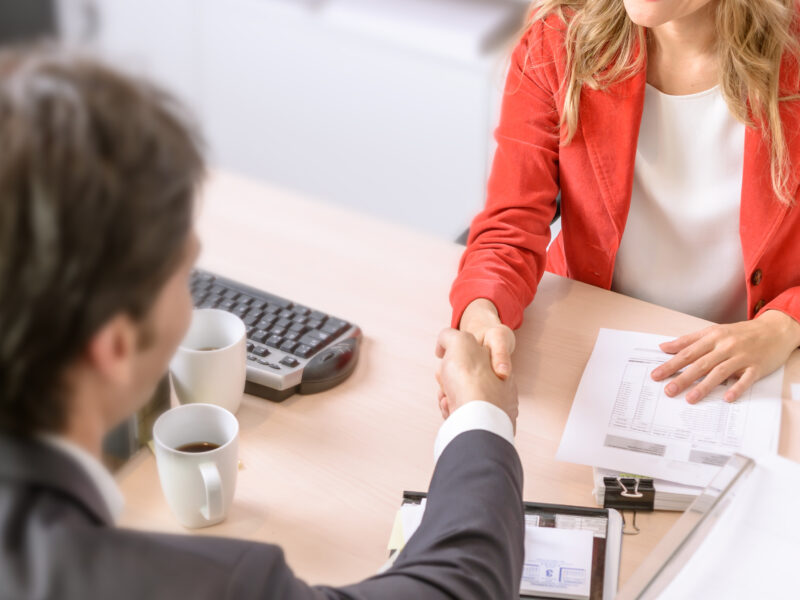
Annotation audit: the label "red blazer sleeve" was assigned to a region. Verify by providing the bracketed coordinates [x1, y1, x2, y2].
[449, 20, 562, 330]
[759, 286, 800, 330]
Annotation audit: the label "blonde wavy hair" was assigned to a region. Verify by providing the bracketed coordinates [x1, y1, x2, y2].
[531, 0, 800, 204]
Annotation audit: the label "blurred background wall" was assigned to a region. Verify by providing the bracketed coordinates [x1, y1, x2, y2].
[1, 0, 532, 241]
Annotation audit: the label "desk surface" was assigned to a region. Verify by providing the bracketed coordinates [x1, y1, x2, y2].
[117, 170, 800, 588]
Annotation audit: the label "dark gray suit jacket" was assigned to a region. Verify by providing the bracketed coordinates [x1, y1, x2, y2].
[0, 429, 524, 599]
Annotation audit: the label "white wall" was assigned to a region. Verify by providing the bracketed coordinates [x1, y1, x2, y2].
[86, 0, 526, 241]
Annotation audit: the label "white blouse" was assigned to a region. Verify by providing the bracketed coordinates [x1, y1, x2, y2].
[612, 83, 747, 323]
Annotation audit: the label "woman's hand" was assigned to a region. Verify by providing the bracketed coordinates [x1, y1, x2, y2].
[458, 298, 515, 379]
[651, 310, 800, 404]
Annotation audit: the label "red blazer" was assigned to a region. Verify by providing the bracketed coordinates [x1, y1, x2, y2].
[451, 15, 800, 330]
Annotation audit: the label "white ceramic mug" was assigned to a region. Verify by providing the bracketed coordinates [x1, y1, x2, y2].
[153, 403, 239, 528]
[170, 308, 246, 414]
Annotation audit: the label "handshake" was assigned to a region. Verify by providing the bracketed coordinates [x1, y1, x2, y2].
[434, 328, 519, 431]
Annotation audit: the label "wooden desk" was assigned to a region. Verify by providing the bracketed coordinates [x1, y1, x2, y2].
[117, 170, 800, 588]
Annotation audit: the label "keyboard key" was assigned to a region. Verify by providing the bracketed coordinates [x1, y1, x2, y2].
[233, 305, 249, 318]
[251, 329, 268, 343]
[210, 284, 226, 296]
[265, 335, 283, 348]
[279, 309, 293, 318]
[280, 341, 298, 353]
[280, 356, 299, 368]
[223, 289, 240, 300]
[293, 306, 311, 317]
[219, 299, 236, 311]
[237, 295, 253, 306]
[258, 316, 277, 329]
[258, 358, 281, 370]
[250, 299, 267, 311]
[275, 317, 293, 329]
[270, 327, 286, 337]
[307, 329, 331, 342]
[322, 321, 346, 337]
[247, 353, 258, 362]
[309, 310, 327, 321]
[271, 297, 293, 309]
[292, 315, 308, 325]
[306, 318, 323, 329]
[295, 344, 313, 358]
[298, 333, 325, 348]
[253, 346, 270, 357]
[264, 304, 281, 314]
[245, 308, 263, 321]
[284, 331, 300, 341]
[243, 314, 260, 326]
[205, 294, 223, 306]
[289, 322, 308, 334]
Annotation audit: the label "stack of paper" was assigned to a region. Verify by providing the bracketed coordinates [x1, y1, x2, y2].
[591, 467, 701, 511]
[557, 329, 783, 503]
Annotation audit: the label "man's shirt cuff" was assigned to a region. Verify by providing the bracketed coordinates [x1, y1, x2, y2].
[434, 401, 515, 463]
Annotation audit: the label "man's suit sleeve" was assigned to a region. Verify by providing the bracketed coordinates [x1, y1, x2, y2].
[342, 429, 525, 599]
[248, 429, 524, 599]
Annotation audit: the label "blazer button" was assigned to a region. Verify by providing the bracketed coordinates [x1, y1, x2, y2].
[750, 269, 763, 286]
[753, 299, 766, 314]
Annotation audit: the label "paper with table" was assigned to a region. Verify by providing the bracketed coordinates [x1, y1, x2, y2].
[557, 329, 782, 488]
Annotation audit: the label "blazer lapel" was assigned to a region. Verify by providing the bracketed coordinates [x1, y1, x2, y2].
[578, 63, 647, 244]
[739, 87, 800, 272]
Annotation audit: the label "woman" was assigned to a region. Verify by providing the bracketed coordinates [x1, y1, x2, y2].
[451, 0, 800, 404]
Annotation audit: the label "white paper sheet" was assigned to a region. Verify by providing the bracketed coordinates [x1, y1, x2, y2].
[521, 526, 593, 599]
[556, 329, 782, 488]
[657, 455, 800, 599]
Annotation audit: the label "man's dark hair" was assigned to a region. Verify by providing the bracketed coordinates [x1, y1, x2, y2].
[0, 47, 204, 435]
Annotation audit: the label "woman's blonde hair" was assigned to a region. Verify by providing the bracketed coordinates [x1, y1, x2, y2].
[532, 0, 800, 204]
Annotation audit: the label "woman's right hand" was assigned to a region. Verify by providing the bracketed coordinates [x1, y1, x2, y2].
[458, 298, 516, 379]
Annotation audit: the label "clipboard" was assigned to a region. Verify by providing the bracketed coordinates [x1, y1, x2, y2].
[392, 491, 623, 600]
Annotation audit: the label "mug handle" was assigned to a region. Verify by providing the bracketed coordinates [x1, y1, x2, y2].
[198, 462, 223, 522]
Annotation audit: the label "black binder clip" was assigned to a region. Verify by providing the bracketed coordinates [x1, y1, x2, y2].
[603, 476, 655, 536]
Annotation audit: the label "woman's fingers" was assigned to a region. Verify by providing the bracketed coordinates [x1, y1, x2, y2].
[484, 325, 515, 379]
[724, 368, 759, 403]
[684, 360, 739, 404]
[653, 334, 715, 382]
[663, 346, 729, 397]
[658, 328, 708, 355]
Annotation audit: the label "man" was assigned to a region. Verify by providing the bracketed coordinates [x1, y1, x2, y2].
[0, 47, 524, 599]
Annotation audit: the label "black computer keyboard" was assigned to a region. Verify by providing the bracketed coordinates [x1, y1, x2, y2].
[190, 269, 362, 401]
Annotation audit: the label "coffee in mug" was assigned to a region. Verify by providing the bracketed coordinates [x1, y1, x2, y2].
[153, 403, 239, 529]
[176, 441, 221, 453]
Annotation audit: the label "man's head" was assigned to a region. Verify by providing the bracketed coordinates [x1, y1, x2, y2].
[0, 47, 204, 437]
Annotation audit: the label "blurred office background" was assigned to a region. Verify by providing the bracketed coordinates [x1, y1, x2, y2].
[0, 0, 532, 241]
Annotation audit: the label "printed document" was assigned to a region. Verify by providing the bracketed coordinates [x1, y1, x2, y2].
[521, 526, 593, 599]
[556, 329, 782, 487]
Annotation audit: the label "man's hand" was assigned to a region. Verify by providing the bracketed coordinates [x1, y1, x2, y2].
[459, 298, 516, 379]
[435, 328, 519, 429]
[651, 310, 800, 404]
